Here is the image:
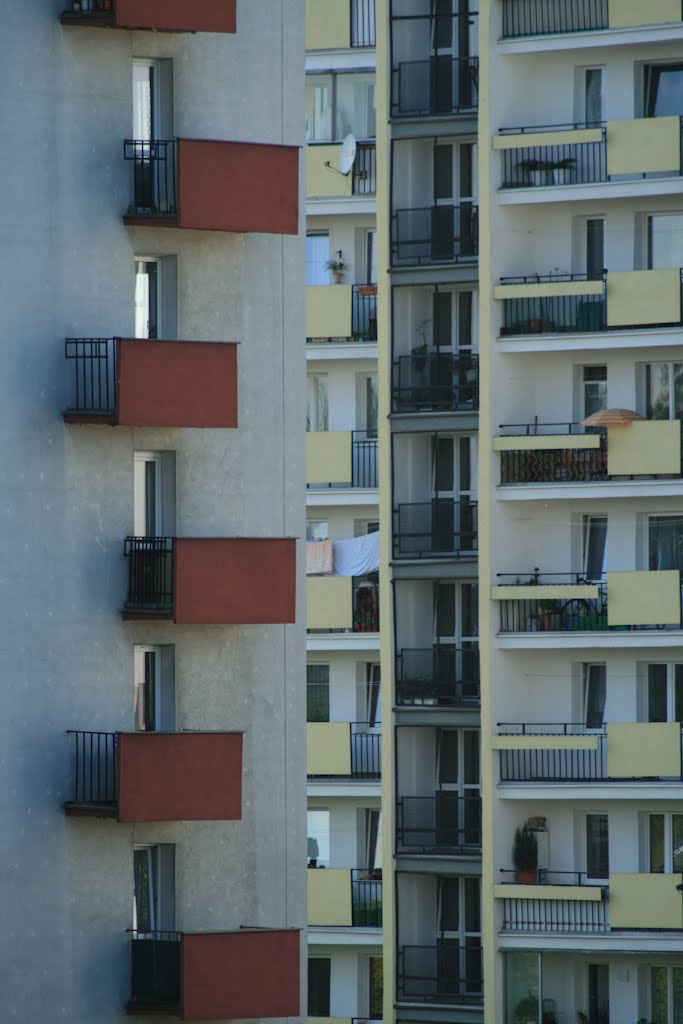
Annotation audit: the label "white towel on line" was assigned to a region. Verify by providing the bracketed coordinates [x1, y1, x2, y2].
[332, 531, 380, 577]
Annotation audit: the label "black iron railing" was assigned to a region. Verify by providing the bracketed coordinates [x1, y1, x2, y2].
[499, 869, 600, 886]
[392, 204, 478, 266]
[499, 423, 607, 484]
[392, 55, 479, 118]
[500, 272, 606, 336]
[501, 128, 606, 188]
[66, 730, 118, 806]
[392, 352, 479, 412]
[353, 431, 378, 487]
[353, 573, 380, 633]
[124, 139, 177, 217]
[353, 144, 376, 195]
[396, 646, 480, 707]
[352, 285, 378, 341]
[351, 869, 383, 926]
[397, 795, 482, 852]
[65, 338, 117, 415]
[351, 0, 376, 47]
[501, 0, 608, 38]
[500, 896, 608, 932]
[129, 931, 181, 1008]
[398, 943, 482, 1002]
[394, 500, 477, 557]
[351, 722, 381, 778]
[124, 537, 174, 611]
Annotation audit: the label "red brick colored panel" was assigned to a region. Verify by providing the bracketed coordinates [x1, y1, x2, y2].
[115, 0, 236, 32]
[177, 140, 299, 235]
[117, 340, 237, 428]
[117, 732, 242, 822]
[174, 538, 296, 625]
[181, 930, 300, 1020]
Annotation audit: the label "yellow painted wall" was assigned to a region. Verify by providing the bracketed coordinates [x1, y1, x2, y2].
[608, 0, 681, 27]
[306, 576, 353, 631]
[492, 735, 598, 750]
[306, 0, 351, 49]
[493, 279, 602, 300]
[610, 874, 683, 929]
[307, 722, 352, 776]
[306, 145, 353, 198]
[308, 868, 353, 926]
[607, 420, 681, 476]
[493, 434, 600, 452]
[607, 722, 681, 777]
[493, 884, 603, 901]
[493, 128, 602, 150]
[306, 431, 352, 485]
[606, 269, 681, 328]
[306, 285, 353, 339]
[491, 584, 599, 601]
[606, 570, 681, 627]
[607, 117, 680, 176]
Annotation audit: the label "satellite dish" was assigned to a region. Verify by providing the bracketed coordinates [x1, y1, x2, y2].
[339, 134, 357, 176]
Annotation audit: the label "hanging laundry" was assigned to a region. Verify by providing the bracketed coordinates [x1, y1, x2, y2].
[306, 539, 333, 575]
[332, 531, 380, 576]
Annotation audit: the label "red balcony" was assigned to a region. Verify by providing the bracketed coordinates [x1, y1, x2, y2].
[64, 339, 237, 428]
[123, 537, 297, 625]
[126, 928, 300, 1018]
[61, 0, 236, 33]
[123, 139, 299, 235]
[64, 731, 242, 822]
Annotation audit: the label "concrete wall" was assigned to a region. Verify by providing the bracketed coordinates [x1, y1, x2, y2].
[1, 2, 305, 1020]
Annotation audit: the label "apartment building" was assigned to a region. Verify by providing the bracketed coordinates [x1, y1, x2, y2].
[304, 3, 384, 1022]
[478, 2, 683, 1023]
[375, 2, 483, 1023]
[3, 2, 305, 1019]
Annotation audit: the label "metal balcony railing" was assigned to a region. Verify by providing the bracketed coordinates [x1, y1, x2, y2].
[394, 500, 477, 558]
[397, 795, 482, 853]
[352, 285, 378, 341]
[395, 645, 480, 707]
[124, 139, 177, 217]
[351, 0, 376, 47]
[500, 895, 609, 933]
[392, 55, 479, 118]
[352, 431, 378, 488]
[498, 421, 607, 484]
[124, 536, 174, 612]
[65, 730, 118, 808]
[397, 943, 482, 1003]
[353, 143, 376, 195]
[65, 338, 117, 415]
[392, 203, 478, 267]
[501, 0, 608, 38]
[392, 352, 479, 412]
[500, 124, 607, 188]
[351, 869, 383, 926]
[351, 723, 381, 778]
[129, 931, 181, 1009]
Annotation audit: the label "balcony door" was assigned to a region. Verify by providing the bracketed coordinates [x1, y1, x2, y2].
[433, 581, 478, 697]
[133, 843, 175, 933]
[436, 876, 481, 995]
[429, 0, 478, 112]
[432, 436, 476, 551]
[132, 59, 173, 212]
[648, 515, 683, 571]
[645, 663, 683, 722]
[435, 728, 480, 845]
[134, 645, 175, 732]
[432, 140, 477, 261]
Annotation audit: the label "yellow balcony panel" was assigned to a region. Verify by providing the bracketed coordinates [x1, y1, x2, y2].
[492, 735, 598, 751]
[606, 570, 681, 627]
[306, 145, 353, 199]
[307, 432, 352, 486]
[607, 722, 681, 778]
[493, 435, 601, 452]
[308, 868, 352, 927]
[491, 584, 599, 601]
[608, 0, 681, 28]
[307, 576, 353, 631]
[607, 117, 681, 176]
[307, 722, 351, 776]
[494, 884, 603, 901]
[306, 285, 353, 339]
[306, 0, 351, 49]
[606, 269, 681, 328]
[610, 873, 683, 930]
[493, 280, 603, 301]
[493, 128, 603, 151]
[607, 420, 681, 476]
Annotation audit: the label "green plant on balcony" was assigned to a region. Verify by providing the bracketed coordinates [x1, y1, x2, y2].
[515, 994, 557, 1024]
[512, 823, 538, 882]
[324, 250, 346, 284]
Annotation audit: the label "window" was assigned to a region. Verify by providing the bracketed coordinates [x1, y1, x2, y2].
[368, 956, 383, 1020]
[306, 520, 329, 542]
[649, 813, 683, 872]
[307, 664, 330, 722]
[585, 813, 608, 880]
[645, 64, 683, 117]
[648, 214, 683, 269]
[650, 965, 683, 1024]
[586, 218, 604, 280]
[133, 844, 175, 932]
[583, 664, 606, 729]
[134, 646, 175, 732]
[306, 374, 328, 431]
[305, 72, 375, 143]
[357, 373, 378, 437]
[582, 366, 607, 418]
[583, 516, 607, 581]
[646, 664, 683, 722]
[134, 257, 177, 340]
[584, 68, 604, 125]
[306, 234, 329, 286]
[361, 662, 381, 727]
[308, 958, 331, 1016]
[648, 515, 683, 571]
[587, 964, 609, 1024]
[643, 362, 683, 419]
[307, 809, 330, 868]
[364, 808, 382, 871]
[133, 451, 175, 536]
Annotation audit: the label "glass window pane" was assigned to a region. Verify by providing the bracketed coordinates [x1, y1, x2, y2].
[308, 958, 331, 1016]
[650, 814, 665, 873]
[584, 664, 606, 729]
[305, 77, 332, 141]
[464, 877, 481, 934]
[675, 665, 683, 721]
[335, 73, 376, 140]
[649, 516, 683, 571]
[306, 234, 329, 286]
[439, 877, 460, 932]
[649, 214, 683, 269]
[436, 583, 456, 637]
[673, 815, 683, 873]
[463, 730, 480, 785]
[307, 809, 330, 867]
[586, 219, 604, 280]
[585, 68, 603, 124]
[648, 664, 669, 722]
[584, 516, 607, 580]
[438, 730, 458, 784]
[645, 64, 683, 117]
[586, 813, 609, 878]
[651, 965, 668, 1024]
[461, 583, 478, 638]
[505, 952, 540, 1024]
[435, 146, 453, 201]
[369, 957, 383, 1019]
[673, 968, 683, 1024]
[435, 438, 454, 492]
[307, 664, 330, 722]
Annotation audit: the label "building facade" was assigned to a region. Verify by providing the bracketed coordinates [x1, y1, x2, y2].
[304, 2, 384, 1022]
[3, 2, 305, 1019]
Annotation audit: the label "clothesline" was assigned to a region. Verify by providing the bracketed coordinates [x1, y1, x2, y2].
[306, 531, 380, 577]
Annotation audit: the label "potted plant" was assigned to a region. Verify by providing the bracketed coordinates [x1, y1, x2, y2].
[325, 250, 346, 284]
[513, 823, 538, 882]
[549, 156, 576, 186]
[517, 158, 548, 187]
